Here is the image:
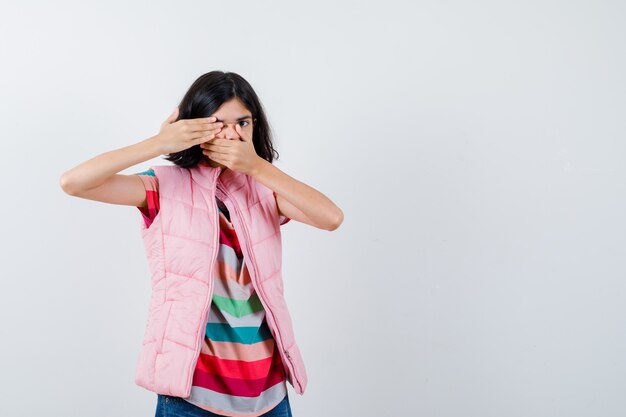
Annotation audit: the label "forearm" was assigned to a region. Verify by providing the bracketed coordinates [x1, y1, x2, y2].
[60, 135, 163, 193]
[249, 158, 343, 228]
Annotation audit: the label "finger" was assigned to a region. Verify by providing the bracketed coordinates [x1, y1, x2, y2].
[199, 140, 214, 149]
[202, 138, 231, 149]
[189, 116, 218, 124]
[201, 141, 234, 153]
[204, 151, 229, 164]
[188, 127, 220, 141]
[235, 124, 251, 142]
[202, 138, 234, 148]
[192, 132, 220, 144]
[188, 122, 223, 133]
[204, 147, 230, 156]
[188, 132, 215, 144]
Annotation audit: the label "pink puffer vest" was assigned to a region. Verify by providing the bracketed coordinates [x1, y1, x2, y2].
[134, 162, 308, 398]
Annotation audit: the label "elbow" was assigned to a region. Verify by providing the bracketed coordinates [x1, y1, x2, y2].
[325, 208, 344, 231]
[59, 172, 80, 196]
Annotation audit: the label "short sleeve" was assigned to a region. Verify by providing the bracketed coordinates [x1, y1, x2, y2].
[134, 168, 160, 228]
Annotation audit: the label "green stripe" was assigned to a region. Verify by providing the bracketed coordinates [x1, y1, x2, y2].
[212, 293, 263, 318]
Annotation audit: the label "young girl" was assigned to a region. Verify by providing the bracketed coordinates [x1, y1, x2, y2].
[60, 71, 344, 417]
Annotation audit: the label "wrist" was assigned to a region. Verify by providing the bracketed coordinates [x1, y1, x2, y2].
[248, 157, 269, 177]
[145, 134, 165, 156]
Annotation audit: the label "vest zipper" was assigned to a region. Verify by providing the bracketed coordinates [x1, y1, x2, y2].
[184, 173, 221, 397]
[216, 183, 303, 394]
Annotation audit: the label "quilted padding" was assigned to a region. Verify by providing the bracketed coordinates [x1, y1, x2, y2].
[134, 164, 308, 398]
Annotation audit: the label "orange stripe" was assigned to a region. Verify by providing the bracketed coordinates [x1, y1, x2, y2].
[214, 259, 251, 287]
[201, 338, 275, 361]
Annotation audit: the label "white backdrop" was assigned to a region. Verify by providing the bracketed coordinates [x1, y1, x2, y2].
[1, 1, 625, 416]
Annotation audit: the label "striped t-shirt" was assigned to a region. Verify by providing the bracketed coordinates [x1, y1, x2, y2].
[135, 168, 291, 417]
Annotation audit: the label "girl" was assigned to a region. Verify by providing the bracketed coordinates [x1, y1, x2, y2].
[60, 71, 344, 417]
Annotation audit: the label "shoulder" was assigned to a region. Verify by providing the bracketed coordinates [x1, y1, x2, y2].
[246, 175, 290, 225]
[134, 168, 159, 192]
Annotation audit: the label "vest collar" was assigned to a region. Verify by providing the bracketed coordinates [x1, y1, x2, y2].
[191, 159, 245, 191]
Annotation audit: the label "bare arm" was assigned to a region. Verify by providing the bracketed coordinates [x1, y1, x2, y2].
[249, 159, 344, 231]
[59, 136, 163, 207]
[59, 108, 223, 207]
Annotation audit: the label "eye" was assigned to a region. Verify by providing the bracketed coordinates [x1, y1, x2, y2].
[239, 120, 250, 127]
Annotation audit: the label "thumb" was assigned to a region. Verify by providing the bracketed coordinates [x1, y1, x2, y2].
[235, 123, 250, 142]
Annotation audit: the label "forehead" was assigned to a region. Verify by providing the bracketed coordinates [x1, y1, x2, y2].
[212, 98, 252, 122]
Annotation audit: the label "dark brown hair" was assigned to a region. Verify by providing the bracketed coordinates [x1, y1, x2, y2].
[164, 71, 279, 168]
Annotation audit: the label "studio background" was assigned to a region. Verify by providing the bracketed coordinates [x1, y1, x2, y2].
[1, 1, 625, 416]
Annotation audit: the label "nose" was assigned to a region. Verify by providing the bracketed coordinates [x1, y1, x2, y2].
[218, 123, 241, 140]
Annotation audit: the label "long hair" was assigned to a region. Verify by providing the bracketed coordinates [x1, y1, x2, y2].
[164, 71, 279, 168]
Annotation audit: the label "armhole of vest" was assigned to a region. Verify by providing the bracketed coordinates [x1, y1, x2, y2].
[271, 189, 291, 226]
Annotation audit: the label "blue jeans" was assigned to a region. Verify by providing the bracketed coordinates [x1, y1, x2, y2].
[154, 393, 293, 417]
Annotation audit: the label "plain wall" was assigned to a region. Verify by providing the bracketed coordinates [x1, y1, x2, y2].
[1, 0, 625, 416]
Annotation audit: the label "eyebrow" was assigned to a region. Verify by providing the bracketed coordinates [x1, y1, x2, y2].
[214, 115, 253, 122]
